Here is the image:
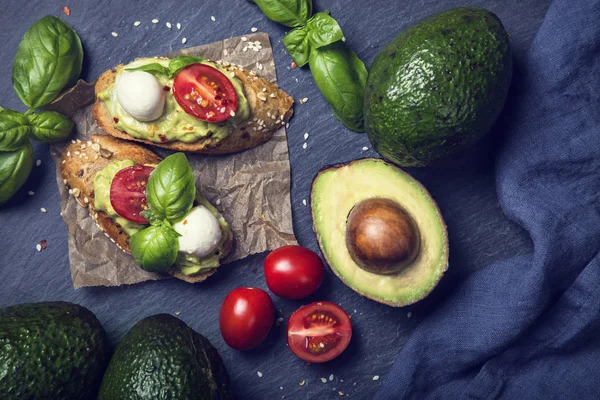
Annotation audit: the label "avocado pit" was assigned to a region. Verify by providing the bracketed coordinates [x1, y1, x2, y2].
[345, 198, 420, 275]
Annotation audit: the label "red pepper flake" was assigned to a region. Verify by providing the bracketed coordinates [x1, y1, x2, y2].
[291, 61, 297, 69]
[158, 134, 168, 142]
[183, 219, 188, 225]
[113, 117, 119, 123]
[62, 6, 71, 16]
[40, 240, 47, 250]
[163, 85, 171, 91]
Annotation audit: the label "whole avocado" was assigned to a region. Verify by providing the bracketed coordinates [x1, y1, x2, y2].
[99, 314, 231, 400]
[364, 7, 512, 167]
[0, 302, 112, 399]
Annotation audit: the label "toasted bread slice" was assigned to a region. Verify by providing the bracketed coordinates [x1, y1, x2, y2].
[60, 134, 233, 283]
[92, 60, 293, 154]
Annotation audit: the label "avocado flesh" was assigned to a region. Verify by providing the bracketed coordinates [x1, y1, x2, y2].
[0, 302, 111, 400]
[311, 158, 448, 306]
[99, 314, 231, 400]
[364, 7, 512, 167]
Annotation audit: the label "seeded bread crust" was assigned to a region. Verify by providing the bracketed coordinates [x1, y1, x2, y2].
[92, 60, 294, 154]
[60, 134, 233, 283]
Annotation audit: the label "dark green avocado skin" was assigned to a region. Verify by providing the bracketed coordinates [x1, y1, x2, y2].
[364, 7, 512, 167]
[99, 314, 231, 400]
[0, 302, 112, 400]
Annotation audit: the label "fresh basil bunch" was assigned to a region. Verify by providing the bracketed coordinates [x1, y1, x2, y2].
[0, 16, 82, 207]
[252, 2, 368, 132]
[130, 153, 196, 272]
[125, 55, 206, 79]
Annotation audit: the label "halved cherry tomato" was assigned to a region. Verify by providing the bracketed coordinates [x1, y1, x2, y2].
[172, 63, 238, 123]
[109, 165, 154, 224]
[287, 301, 352, 363]
[264, 246, 325, 299]
[219, 287, 274, 350]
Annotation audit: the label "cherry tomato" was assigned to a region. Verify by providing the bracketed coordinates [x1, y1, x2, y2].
[109, 165, 154, 224]
[219, 287, 274, 350]
[264, 246, 325, 299]
[173, 63, 238, 123]
[287, 301, 352, 363]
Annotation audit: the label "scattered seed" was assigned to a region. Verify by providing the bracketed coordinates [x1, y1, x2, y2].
[339, 391, 344, 396]
[321, 378, 327, 384]
[36, 244, 42, 252]
[36, 159, 41, 167]
[71, 188, 80, 197]
[211, 15, 216, 22]
[291, 61, 297, 68]
[251, 27, 258, 32]
[302, 97, 309, 103]
[111, 31, 119, 37]
[215, 198, 221, 205]
[134, 21, 141, 27]
[280, 386, 283, 390]
[152, 19, 159, 24]
[242, 46, 248, 52]
[28, 191, 34, 196]
[362, 146, 369, 151]
[304, 132, 309, 140]
[270, 93, 276, 98]
[182, 37, 187, 44]
[329, 374, 334, 381]
[176, 22, 181, 30]
[175, 311, 181, 315]
[91, 143, 100, 152]
[223, 48, 229, 56]
[302, 199, 307, 206]
[286, 123, 290, 129]
[257, 93, 267, 101]
[373, 375, 380, 381]
[302, 142, 307, 150]
[407, 311, 412, 318]
[241, 36, 248, 42]
[62, 6, 71, 16]
[257, 371, 263, 378]
[166, 22, 172, 29]
[230, 110, 236, 117]
[299, 380, 306, 386]
[275, 317, 284, 326]
[40, 207, 47, 213]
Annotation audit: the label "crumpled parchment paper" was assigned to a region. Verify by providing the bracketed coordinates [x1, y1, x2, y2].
[49, 33, 297, 288]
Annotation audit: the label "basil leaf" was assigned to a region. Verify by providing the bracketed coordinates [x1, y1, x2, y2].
[125, 63, 169, 76]
[141, 209, 164, 226]
[0, 110, 31, 151]
[0, 106, 4, 111]
[309, 42, 368, 132]
[146, 153, 196, 223]
[283, 27, 311, 67]
[168, 56, 205, 77]
[12, 16, 83, 110]
[306, 12, 344, 48]
[253, 0, 312, 28]
[28, 111, 73, 143]
[0, 141, 33, 207]
[130, 225, 179, 272]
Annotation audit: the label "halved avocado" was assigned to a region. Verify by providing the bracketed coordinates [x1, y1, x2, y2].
[311, 158, 448, 306]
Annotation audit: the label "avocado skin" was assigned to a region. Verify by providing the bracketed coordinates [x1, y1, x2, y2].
[99, 314, 231, 400]
[364, 7, 512, 167]
[0, 302, 111, 399]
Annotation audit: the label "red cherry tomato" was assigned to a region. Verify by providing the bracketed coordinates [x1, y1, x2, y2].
[219, 287, 274, 350]
[264, 246, 325, 299]
[172, 63, 238, 123]
[287, 301, 352, 363]
[109, 165, 154, 224]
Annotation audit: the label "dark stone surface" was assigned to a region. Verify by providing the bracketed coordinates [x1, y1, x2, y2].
[0, 0, 550, 398]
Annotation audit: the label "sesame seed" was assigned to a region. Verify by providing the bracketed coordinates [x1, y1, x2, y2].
[373, 375, 380, 381]
[152, 19, 159, 24]
[302, 142, 307, 150]
[242, 46, 248, 52]
[339, 392, 344, 396]
[299, 380, 305, 386]
[176, 22, 181, 30]
[342, 36, 346, 42]
[302, 199, 307, 206]
[407, 311, 412, 318]
[63, 179, 67, 184]
[36, 159, 41, 167]
[251, 27, 257, 32]
[28, 191, 34, 196]
[175, 311, 181, 315]
[84, 197, 89, 204]
[223, 49, 228, 56]
[40, 208, 47, 213]
[230, 110, 236, 117]
[304, 132, 309, 140]
[321, 378, 327, 384]
[330, 374, 334, 381]
[211, 15, 216, 22]
[286, 123, 290, 129]
[166, 22, 172, 28]
[257, 371, 263, 378]
[362, 146, 369, 151]
[71, 140, 77, 144]
[270, 93, 276, 98]
[134, 21, 141, 27]
[257, 93, 267, 101]
[111, 32, 118, 37]
[91, 143, 100, 152]
[241, 36, 248, 42]
[36, 244, 42, 252]
[215, 198, 221, 205]
[258, 63, 263, 70]
[262, 87, 267, 92]
[302, 97, 308, 103]
[182, 37, 187, 44]
[74, 151, 80, 155]
[229, 72, 235, 78]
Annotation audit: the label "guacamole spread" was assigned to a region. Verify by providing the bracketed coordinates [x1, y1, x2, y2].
[97, 58, 250, 144]
[93, 160, 231, 275]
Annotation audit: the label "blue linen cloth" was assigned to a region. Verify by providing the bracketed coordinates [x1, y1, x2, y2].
[376, 0, 600, 398]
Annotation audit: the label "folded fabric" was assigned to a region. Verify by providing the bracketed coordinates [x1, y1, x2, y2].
[376, 0, 600, 398]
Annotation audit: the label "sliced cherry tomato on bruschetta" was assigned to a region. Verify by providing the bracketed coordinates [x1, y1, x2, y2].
[287, 301, 352, 363]
[110, 165, 154, 224]
[172, 63, 238, 123]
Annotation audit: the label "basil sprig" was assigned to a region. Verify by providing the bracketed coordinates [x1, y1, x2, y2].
[125, 55, 206, 79]
[130, 153, 196, 273]
[253, 3, 368, 132]
[0, 16, 82, 207]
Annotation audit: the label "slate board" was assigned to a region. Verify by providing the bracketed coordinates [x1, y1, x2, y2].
[0, 0, 551, 398]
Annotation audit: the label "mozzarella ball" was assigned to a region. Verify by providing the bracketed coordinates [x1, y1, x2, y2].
[173, 205, 223, 258]
[116, 71, 165, 121]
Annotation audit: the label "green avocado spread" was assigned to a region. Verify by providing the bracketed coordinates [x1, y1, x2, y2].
[93, 160, 230, 275]
[97, 58, 250, 144]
